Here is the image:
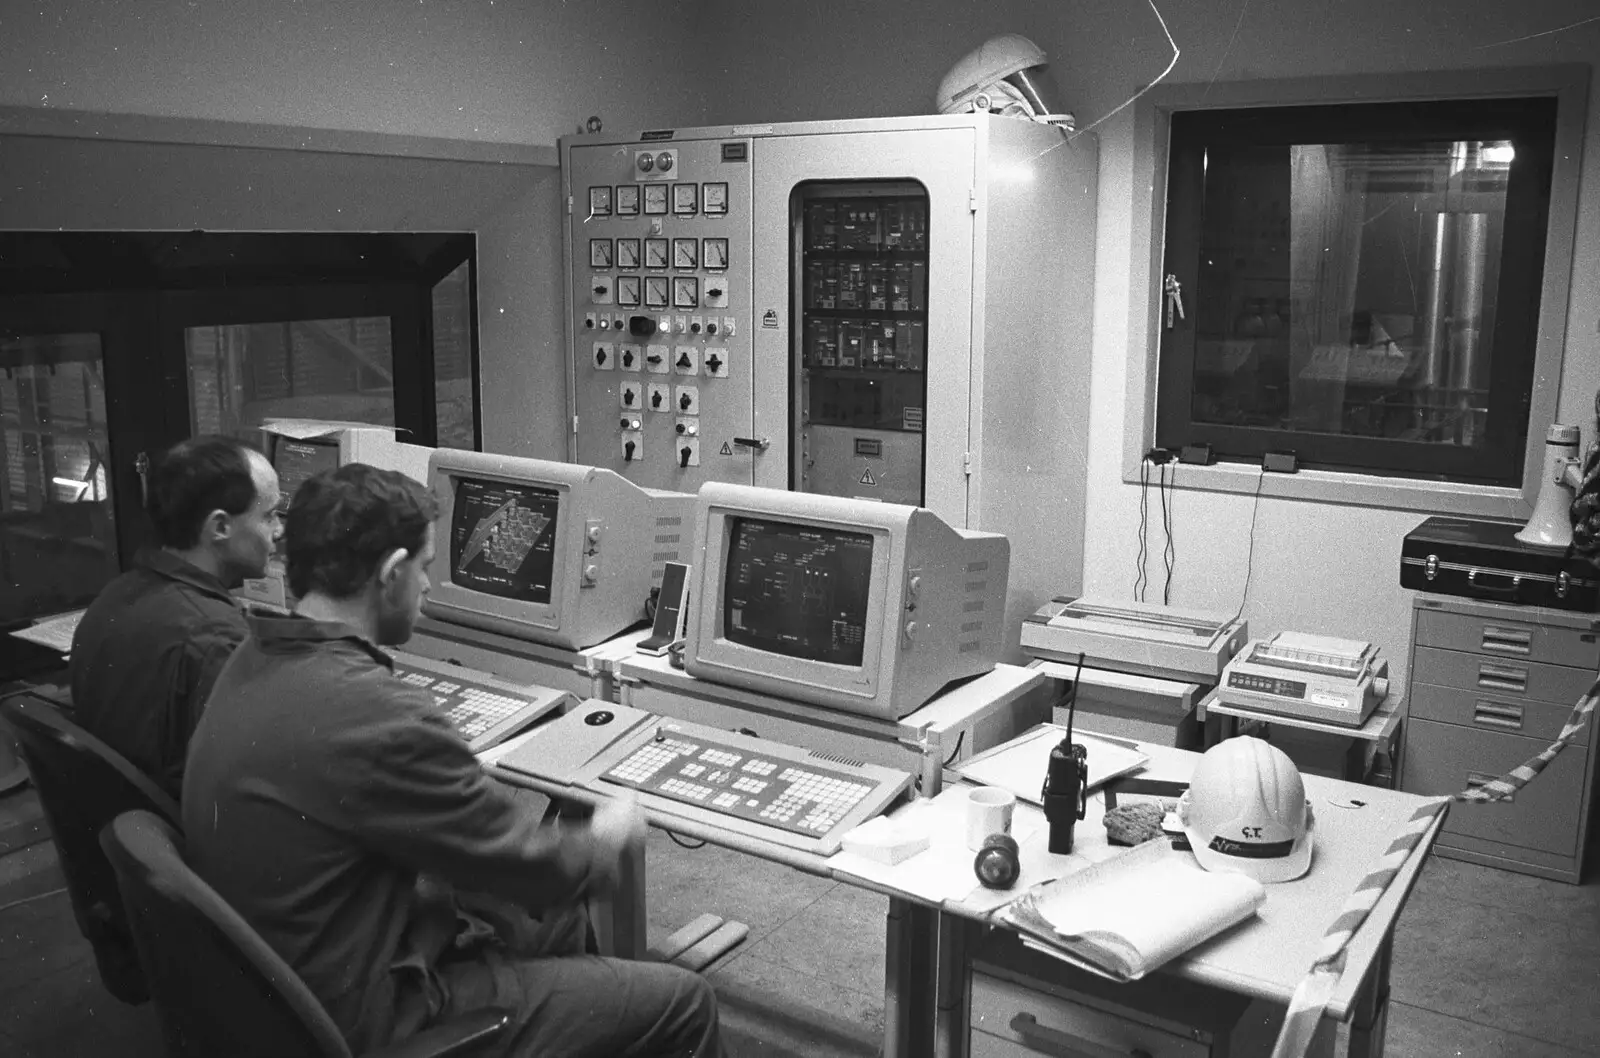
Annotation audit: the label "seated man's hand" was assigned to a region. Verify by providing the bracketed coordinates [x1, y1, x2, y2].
[589, 792, 647, 875]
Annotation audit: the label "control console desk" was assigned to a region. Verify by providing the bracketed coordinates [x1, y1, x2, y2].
[404, 616, 649, 703]
[614, 653, 1053, 795]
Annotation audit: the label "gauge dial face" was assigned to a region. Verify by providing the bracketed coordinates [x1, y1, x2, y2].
[673, 238, 698, 270]
[702, 238, 729, 270]
[702, 182, 728, 215]
[616, 276, 641, 307]
[589, 239, 613, 269]
[672, 183, 698, 215]
[643, 184, 669, 215]
[673, 276, 699, 309]
[615, 185, 640, 216]
[644, 276, 669, 308]
[587, 186, 612, 216]
[615, 238, 640, 269]
[644, 238, 669, 269]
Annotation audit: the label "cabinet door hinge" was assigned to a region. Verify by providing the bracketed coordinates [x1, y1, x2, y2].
[969, 188, 978, 214]
[572, 415, 580, 436]
[566, 195, 573, 215]
[963, 452, 973, 477]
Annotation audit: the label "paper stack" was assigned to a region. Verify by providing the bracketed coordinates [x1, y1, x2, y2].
[1001, 838, 1266, 982]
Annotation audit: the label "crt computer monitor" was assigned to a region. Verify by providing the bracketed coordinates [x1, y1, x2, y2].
[265, 436, 341, 556]
[423, 449, 694, 651]
[684, 483, 1010, 720]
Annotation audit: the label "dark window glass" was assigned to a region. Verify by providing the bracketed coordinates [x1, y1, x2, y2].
[1156, 98, 1558, 484]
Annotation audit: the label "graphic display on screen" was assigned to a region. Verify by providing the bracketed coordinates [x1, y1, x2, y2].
[723, 517, 873, 666]
[272, 439, 340, 506]
[448, 478, 560, 604]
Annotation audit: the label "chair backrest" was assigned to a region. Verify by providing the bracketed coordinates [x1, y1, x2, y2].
[100, 809, 355, 1058]
[0, 690, 181, 1002]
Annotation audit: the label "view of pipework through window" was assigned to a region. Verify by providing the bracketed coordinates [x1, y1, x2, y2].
[1189, 138, 1513, 450]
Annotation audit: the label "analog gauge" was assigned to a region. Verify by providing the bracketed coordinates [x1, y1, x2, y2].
[672, 183, 698, 215]
[644, 238, 670, 269]
[673, 238, 699, 270]
[587, 186, 612, 217]
[589, 239, 613, 269]
[616, 276, 641, 307]
[615, 185, 640, 216]
[644, 276, 670, 308]
[702, 238, 729, 271]
[643, 183, 669, 215]
[702, 182, 728, 215]
[673, 276, 699, 309]
[616, 238, 640, 269]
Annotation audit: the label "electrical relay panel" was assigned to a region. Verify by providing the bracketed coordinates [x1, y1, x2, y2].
[566, 139, 754, 492]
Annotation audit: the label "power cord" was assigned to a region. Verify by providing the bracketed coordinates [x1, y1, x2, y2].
[667, 831, 707, 850]
[1135, 458, 1151, 601]
[1159, 462, 1176, 604]
[1232, 467, 1267, 623]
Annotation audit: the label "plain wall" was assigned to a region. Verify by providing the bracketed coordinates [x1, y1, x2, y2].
[693, 0, 1600, 685]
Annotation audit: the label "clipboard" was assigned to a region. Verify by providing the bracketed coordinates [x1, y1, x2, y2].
[953, 724, 1149, 806]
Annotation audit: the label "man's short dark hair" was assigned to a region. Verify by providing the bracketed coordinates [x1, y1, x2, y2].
[286, 464, 440, 600]
[148, 436, 262, 550]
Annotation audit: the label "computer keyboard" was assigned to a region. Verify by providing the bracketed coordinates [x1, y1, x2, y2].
[595, 719, 915, 856]
[390, 651, 572, 753]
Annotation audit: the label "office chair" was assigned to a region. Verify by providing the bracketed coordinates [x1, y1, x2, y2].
[100, 810, 511, 1058]
[0, 690, 180, 1004]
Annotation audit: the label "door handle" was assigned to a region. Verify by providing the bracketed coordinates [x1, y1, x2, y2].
[731, 436, 770, 451]
[134, 450, 151, 506]
[1009, 1013, 1153, 1058]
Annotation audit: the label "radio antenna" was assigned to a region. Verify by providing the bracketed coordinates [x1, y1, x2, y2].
[1065, 650, 1085, 742]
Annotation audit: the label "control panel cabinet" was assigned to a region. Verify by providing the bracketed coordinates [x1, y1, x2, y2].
[563, 114, 1099, 643]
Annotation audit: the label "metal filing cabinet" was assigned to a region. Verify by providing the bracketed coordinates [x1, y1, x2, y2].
[1400, 594, 1600, 882]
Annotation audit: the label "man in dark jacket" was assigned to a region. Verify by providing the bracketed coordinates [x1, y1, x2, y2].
[70, 435, 282, 799]
[184, 463, 721, 1057]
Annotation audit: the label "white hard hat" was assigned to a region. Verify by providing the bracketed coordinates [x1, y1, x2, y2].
[935, 34, 1074, 129]
[1177, 737, 1315, 883]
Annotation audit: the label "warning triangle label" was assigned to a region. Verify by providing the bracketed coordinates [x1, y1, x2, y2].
[858, 468, 877, 485]
[719, 441, 733, 455]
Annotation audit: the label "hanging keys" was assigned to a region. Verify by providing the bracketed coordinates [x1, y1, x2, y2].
[1164, 274, 1186, 329]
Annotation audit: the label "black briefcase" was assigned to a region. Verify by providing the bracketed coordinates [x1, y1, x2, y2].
[1400, 516, 1600, 611]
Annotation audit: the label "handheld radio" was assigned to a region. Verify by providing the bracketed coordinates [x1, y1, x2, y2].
[1040, 651, 1088, 854]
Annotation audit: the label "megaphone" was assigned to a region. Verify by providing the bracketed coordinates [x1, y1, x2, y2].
[1517, 423, 1584, 549]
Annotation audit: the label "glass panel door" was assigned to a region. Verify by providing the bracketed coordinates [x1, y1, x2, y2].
[0, 332, 120, 626]
[794, 183, 929, 506]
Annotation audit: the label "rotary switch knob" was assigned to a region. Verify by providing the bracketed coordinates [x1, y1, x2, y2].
[705, 353, 724, 374]
[676, 352, 692, 369]
[651, 390, 664, 409]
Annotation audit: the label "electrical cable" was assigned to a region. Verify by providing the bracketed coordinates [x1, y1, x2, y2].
[1135, 458, 1151, 601]
[1160, 462, 1176, 604]
[0, 887, 67, 916]
[667, 832, 707, 850]
[1232, 467, 1267, 623]
[942, 730, 967, 767]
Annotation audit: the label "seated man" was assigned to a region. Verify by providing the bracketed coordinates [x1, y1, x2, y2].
[183, 463, 721, 1057]
[70, 435, 282, 799]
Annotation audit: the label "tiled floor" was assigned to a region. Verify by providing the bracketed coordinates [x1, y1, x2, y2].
[2, 787, 1598, 1058]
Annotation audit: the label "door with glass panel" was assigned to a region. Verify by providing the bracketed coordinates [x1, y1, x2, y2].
[0, 294, 157, 631]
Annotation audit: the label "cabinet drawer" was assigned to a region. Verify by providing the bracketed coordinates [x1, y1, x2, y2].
[1413, 608, 1600, 668]
[1407, 681, 1592, 746]
[972, 972, 1212, 1058]
[1410, 646, 1595, 706]
[1401, 717, 1586, 855]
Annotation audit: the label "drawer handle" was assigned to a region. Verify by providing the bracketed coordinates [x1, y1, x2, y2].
[1476, 663, 1527, 693]
[1466, 771, 1513, 802]
[1472, 701, 1524, 730]
[1009, 1013, 1153, 1058]
[1480, 624, 1533, 655]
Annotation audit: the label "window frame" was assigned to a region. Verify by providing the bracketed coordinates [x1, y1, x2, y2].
[1122, 65, 1589, 516]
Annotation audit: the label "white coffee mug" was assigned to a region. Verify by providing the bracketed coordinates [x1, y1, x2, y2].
[966, 786, 1016, 851]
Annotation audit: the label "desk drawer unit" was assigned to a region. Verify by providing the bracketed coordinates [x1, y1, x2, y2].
[971, 973, 1209, 1058]
[1402, 595, 1600, 882]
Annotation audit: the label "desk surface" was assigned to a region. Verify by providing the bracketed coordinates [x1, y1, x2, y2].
[486, 725, 1440, 1023]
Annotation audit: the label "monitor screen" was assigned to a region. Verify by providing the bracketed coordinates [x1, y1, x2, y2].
[270, 437, 341, 507]
[723, 517, 873, 666]
[447, 477, 560, 605]
[685, 483, 1011, 720]
[421, 449, 694, 652]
